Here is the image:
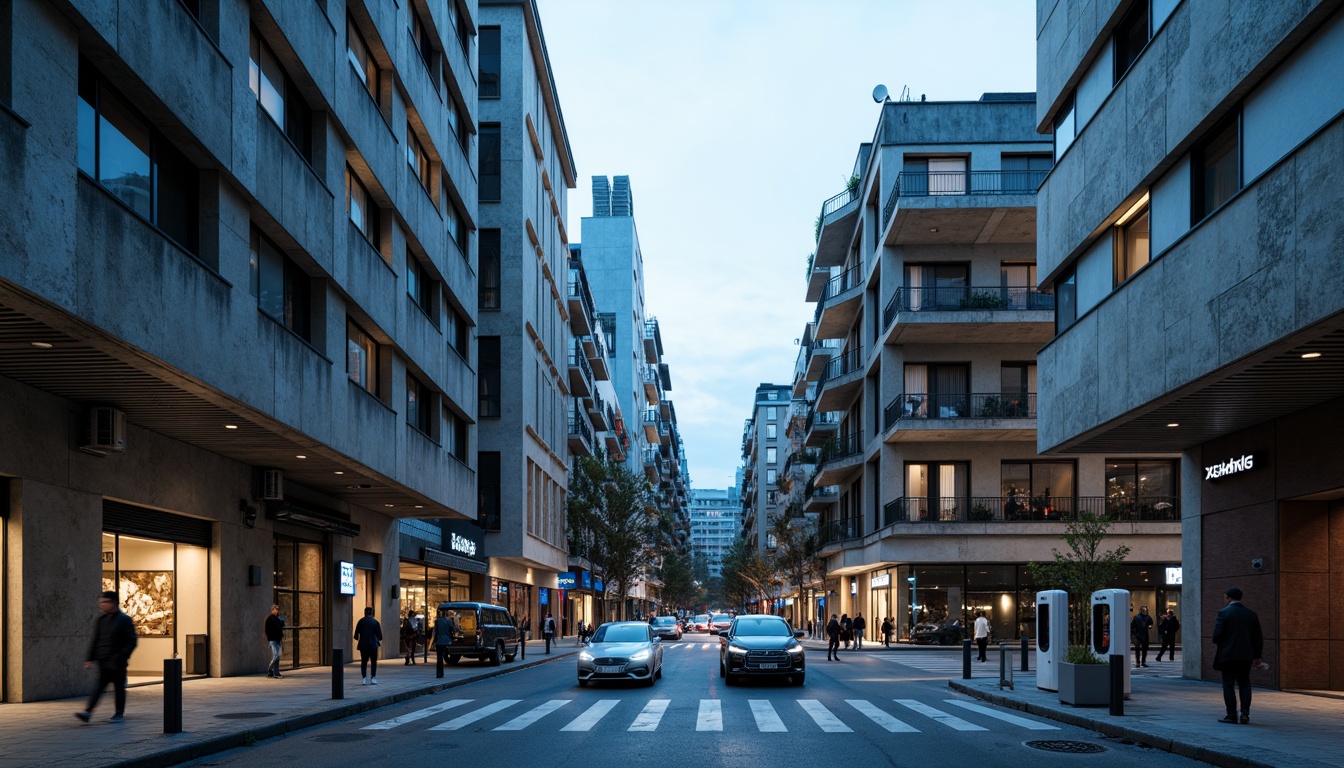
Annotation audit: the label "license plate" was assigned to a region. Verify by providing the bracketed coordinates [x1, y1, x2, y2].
[758, 663, 778, 669]
[595, 665, 624, 674]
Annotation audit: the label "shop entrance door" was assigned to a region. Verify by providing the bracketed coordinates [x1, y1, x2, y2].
[273, 537, 325, 669]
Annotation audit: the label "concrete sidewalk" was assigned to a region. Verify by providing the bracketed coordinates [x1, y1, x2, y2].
[0, 640, 579, 768]
[949, 668, 1343, 768]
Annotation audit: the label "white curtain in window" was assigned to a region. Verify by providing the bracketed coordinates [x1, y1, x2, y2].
[905, 266, 923, 311]
[929, 157, 966, 195]
[939, 464, 959, 519]
[903, 365, 928, 417]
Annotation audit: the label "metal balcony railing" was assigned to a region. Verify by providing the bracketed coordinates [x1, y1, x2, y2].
[883, 286, 1055, 327]
[895, 170, 1047, 197]
[819, 264, 862, 308]
[883, 392, 1036, 429]
[819, 431, 863, 463]
[568, 339, 594, 382]
[566, 267, 597, 323]
[880, 495, 1180, 525]
[806, 408, 841, 434]
[567, 408, 592, 446]
[818, 346, 864, 386]
[820, 186, 858, 219]
[817, 518, 862, 547]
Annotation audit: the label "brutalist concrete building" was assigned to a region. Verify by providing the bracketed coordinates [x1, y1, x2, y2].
[0, 0, 480, 700]
[1035, 0, 1344, 690]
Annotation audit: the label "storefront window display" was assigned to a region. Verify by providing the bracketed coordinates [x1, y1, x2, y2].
[400, 562, 472, 621]
[492, 580, 532, 627]
[274, 536, 325, 669]
[101, 532, 209, 683]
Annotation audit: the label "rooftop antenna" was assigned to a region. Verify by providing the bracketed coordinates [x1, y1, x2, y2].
[871, 84, 889, 103]
[900, 85, 911, 102]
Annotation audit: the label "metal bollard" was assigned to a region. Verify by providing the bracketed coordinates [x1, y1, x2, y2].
[163, 658, 182, 734]
[998, 644, 1014, 690]
[962, 638, 972, 679]
[1021, 635, 1029, 672]
[1109, 654, 1125, 715]
[331, 648, 344, 700]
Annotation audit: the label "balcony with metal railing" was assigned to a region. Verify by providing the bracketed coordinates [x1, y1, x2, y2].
[804, 474, 839, 512]
[641, 364, 662, 405]
[642, 447, 663, 481]
[816, 346, 865, 412]
[587, 389, 609, 429]
[567, 405, 593, 456]
[814, 264, 864, 341]
[883, 169, 1045, 249]
[814, 431, 864, 487]
[881, 285, 1055, 344]
[817, 518, 862, 549]
[642, 408, 660, 442]
[583, 332, 610, 381]
[883, 392, 1036, 442]
[643, 318, 663, 363]
[878, 495, 1180, 525]
[804, 408, 841, 447]
[814, 185, 860, 268]
[567, 340, 594, 397]
[567, 265, 596, 337]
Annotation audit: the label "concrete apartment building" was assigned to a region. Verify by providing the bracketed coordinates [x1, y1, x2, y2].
[0, 0, 480, 701]
[798, 92, 1181, 641]
[1035, 0, 1344, 691]
[740, 384, 795, 554]
[689, 487, 740, 578]
[474, 0, 575, 628]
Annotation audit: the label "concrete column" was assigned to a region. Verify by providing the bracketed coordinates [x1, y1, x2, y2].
[1180, 447, 1203, 680]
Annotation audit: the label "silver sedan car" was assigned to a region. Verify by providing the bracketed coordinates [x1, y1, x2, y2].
[577, 621, 664, 687]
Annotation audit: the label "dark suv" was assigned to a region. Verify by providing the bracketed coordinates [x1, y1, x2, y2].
[719, 614, 806, 686]
[435, 601, 520, 666]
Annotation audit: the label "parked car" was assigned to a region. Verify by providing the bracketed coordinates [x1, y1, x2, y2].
[709, 614, 733, 634]
[691, 614, 710, 632]
[910, 620, 963, 646]
[719, 614, 806, 686]
[577, 621, 664, 687]
[650, 616, 682, 641]
[435, 601, 521, 665]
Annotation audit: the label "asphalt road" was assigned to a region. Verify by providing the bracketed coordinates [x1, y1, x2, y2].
[185, 637, 1208, 768]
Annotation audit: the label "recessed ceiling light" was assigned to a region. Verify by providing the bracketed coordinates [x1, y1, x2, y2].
[1166, 423, 1179, 428]
[384, 503, 395, 508]
[414, 505, 424, 509]
[1301, 352, 1322, 359]
[224, 424, 238, 430]
[929, 227, 939, 233]
[295, 454, 307, 459]
[30, 341, 53, 349]
[334, 471, 344, 475]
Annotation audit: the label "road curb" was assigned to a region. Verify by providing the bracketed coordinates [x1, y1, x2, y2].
[104, 650, 575, 768]
[946, 680, 1280, 768]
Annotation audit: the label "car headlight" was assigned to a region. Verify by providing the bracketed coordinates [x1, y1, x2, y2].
[579, 651, 593, 662]
[787, 644, 804, 655]
[629, 649, 651, 662]
[728, 644, 747, 655]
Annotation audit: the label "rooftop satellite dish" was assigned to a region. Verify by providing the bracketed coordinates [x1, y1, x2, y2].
[872, 84, 889, 103]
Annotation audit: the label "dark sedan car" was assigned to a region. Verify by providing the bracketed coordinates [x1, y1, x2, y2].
[910, 620, 963, 645]
[719, 614, 806, 686]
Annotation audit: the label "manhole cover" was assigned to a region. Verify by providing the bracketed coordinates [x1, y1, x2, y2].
[1025, 740, 1107, 754]
[308, 734, 373, 743]
[213, 712, 275, 719]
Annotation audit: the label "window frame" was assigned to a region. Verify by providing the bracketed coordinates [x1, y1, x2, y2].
[1191, 109, 1242, 225]
[1053, 92, 1076, 161]
[406, 125, 434, 198]
[478, 229, 501, 309]
[249, 27, 313, 162]
[406, 252, 434, 320]
[251, 227, 313, 340]
[406, 372, 434, 437]
[479, 26, 500, 99]
[478, 336, 501, 418]
[346, 165, 383, 254]
[479, 123, 501, 202]
[346, 16, 381, 108]
[1112, 195, 1151, 287]
[1113, 0, 1152, 85]
[409, 5, 437, 78]
[346, 318, 380, 396]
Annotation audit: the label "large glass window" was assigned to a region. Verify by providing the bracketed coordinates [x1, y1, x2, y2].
[966, 565, 1018, 641]
[407, 373, 433, 436]
[904, 462, 968, 521]
[1054, 268, 1077, 334]
[406, 253, 434, 319]
[478, 336, 500, 417]
[446, 304, 469, 359]
[1001, 153, 1052, 193]
[101, 532, 209, 682]
[902, 363, 969, 418]
[1113, 197, 1151, 286]
[1105, 459, 1179, 519]
[406, 126, 433, 197]
[445, 408, 469, 461]
[477, 452, 502, 530]
[1000, 461, 1075, 519]
[250, 228, 312, 340]
[479, 27, 500, 98]
[1113, 0, 1151, 84]
[479, 124, 501, 202]
[273, 536, 325, 669]
[904, 264, 969, 311]
[249, 28, 313, 161]
[346, 319, 379, 395]
[446, 200, 467, 256]
[1193, 112, 1241, 223]
[346, 17, 380, 105]
[346, 166, 382, 253]
[77, 60, 199, 254]
[1053, 92, 1076, 160]
[409, 6, 436, 74]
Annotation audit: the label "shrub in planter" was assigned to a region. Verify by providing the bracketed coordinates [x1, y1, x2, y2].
[1059, 645, 1109, 707]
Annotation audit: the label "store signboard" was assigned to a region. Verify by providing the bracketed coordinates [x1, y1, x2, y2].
[1204, 454, 1254, 480]
[1165, 567, 1183, 586]
[338, 561, 356, 595]
[594, 579, 604, 592]
[870, 574, 891, 588]
[540, 588, 549, 606]
[581, 572, 593, 590]
[440, 520, 485, 561]
[850, 581, 858, 595]
[557, 572, 577, 589]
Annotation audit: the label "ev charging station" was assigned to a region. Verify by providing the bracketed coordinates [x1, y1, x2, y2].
[1091, 589, 1131, 695]
[1035, 590, 1069, 692]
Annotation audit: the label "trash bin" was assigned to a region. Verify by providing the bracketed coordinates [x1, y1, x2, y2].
[186, 634, 208, 676]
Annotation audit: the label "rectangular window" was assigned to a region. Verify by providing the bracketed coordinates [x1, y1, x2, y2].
[445, 408, 469, 461]
[766, 407, 777, 421]
[765, 424, 777, 439]
[1113, 0, 1151, 84]
[1054, 268, 1077, 334]
[346, 166, 382, 252]
[407, 373, 433, 435]
[477, 452, 501, 530]
[1000, 153, 1052, 193]
[480, 26, 500, 99]
[902, 363, 969, 418]
[904, 462, 968, 521]
[77, 59, 199, 255]
[1192, 112, 1240, 223]
[406, 253, 433, 318]
[446, 304, 469, 359]
[1113, 195, 1151, 285]
[346, 17, 379, 105]
[446, 96, 467, 154]
[446, 201, 467, 256]
[766, 447, 777, 464]
[1001, 461, 1075, 519]
[249, 28, 313, 161]
[904, 263, 969, 310]
[406, 126, 432, 195]
[346, 319, 379, 395]
[479, 336, 500, 417]
[479, 123, 501, 202]
[767, 469, 777, 485]
[999, 363, 1037, 395]
[445, 0, 469, 56]
[251, 228, 312, 340]
[479, 229, 501, 309]
[1105, 459, 1179, 519]
[409, 6, 435, 74]
[1053, 92, 1076, 160]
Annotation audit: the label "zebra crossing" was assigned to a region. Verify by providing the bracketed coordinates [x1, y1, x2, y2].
[359, 695, 1058, 735]
[660, 641, 717, 650]
[875, 651, 1033, 675]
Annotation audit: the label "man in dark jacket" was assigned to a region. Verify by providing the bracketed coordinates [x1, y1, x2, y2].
[1155, 608, 1180, 662]
[432, 609, 459, 678]
[1131, 605, 1155, 667]
[354, 607, 383, 685]
[76, 591, 137, 723]
[826, 614, 842, 661]
[853, 613, 867, 649]
[265, 604, 284, 678]
[1212, 587, 1263, 724]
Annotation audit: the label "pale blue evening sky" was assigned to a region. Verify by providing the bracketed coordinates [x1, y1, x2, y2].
[535, 0, 1038, 490]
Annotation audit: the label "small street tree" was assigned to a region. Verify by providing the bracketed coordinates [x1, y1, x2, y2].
[720, 538, 773, 612]
[658, 548, 698, 612]
[1028, 513, 1132, 646]
[567, 455, 660, 621]
[770, 503, 822, 628]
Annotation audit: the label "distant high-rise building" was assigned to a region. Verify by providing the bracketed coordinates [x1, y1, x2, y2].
[740, 384, 794, 554]
[689, 487, 741, 577]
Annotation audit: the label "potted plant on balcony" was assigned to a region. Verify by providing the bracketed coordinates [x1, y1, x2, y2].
[1058, 645, 1109, 706]
[968, 502, 995, 522]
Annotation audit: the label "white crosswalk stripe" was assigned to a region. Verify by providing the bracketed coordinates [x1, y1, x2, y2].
[628, 699, 670, 731]
[696, 699, 722, 731]
[894, 699, 987, 731]
[749, 699, 787, 732]
[494, 699, 571, 731]
[943, 700, 1059, 730]
[797, 700, 851, 732]
[846, 699, 918, 732]
[361, 699, 472, 730]
[561, 700, 619, 732]
[428, 699, 520, 731]
[701, 643, 713, 649]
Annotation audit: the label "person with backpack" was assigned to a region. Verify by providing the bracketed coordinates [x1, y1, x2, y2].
[542, 612, 557, 654]
[880, 616, 893, 647]
[826, 614, 842, 661]
[401, 612, 418, 665]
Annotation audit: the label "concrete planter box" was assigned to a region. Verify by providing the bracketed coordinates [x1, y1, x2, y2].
[1059, 662, 1109, 706]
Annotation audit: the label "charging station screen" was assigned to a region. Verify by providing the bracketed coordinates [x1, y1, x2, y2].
[1093, 603, 1110, 653]
[1039, 603, 1051, 651]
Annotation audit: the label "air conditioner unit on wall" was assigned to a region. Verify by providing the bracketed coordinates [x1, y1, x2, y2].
[80, 407, 126, 456]
[261, 469, 284, 500]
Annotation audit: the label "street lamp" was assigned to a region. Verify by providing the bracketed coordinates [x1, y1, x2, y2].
[906, 575, 918, 640]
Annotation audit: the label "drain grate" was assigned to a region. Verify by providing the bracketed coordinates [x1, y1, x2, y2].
[308, 734, 373, 743]
[1025, 740, 1107, 754]
[213, 712, 275, 719]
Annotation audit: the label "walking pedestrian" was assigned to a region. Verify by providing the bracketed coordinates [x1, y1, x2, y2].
[516, 615, 527, 661]
[542, 612, 557, 654]
[974, 610, 990, 662]
[1212, 587, 1263, 724]
[1156, 608, 1180, 662]
[825, 614, 842, 661]
[432, 608, 458, 677]
[75, 591, 137, 723]
[1131, 605, 1155, 667]
[853, 613, 867, 649]
[264, 604, 284, 678]
[840, 613, 852, 650]
[401, 612, 417, 665]
[880, 617, 893, 647]
[354, 607, 382, 685]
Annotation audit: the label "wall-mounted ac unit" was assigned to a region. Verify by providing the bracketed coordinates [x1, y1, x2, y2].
[261, 469, 284, 500]
[80, 407, 126, 456]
